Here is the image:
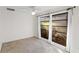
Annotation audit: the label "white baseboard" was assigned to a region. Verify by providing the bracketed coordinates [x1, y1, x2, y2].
[3, 36, 35, 43]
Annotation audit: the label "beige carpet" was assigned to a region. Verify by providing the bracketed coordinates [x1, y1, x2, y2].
[1, 37, 66, 53]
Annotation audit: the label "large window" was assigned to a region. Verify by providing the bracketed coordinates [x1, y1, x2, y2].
[52, 13, 68, 46]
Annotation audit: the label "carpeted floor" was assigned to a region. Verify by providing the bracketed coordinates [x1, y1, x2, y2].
[1, 37, 66, 53]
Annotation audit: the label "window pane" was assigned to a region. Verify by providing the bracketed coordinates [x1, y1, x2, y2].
[40, 16, 49, 39]
[52, 13, 68, 46]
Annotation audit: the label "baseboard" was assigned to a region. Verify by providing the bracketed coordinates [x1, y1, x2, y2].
[3, 36, 37, 44]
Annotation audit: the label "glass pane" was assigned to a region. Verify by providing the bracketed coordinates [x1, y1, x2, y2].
[40, 16, 49, 39]
[52, 13, 68, 46]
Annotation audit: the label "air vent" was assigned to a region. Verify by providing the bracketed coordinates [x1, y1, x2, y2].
[7, 8, 15, 11]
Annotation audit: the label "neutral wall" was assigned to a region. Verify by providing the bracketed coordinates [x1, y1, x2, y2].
[32, 15, 38, 37]
[70, 6, 79, 53]
[0, 7, 36, 50]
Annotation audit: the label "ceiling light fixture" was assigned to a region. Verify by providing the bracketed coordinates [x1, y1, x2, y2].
[30, 6, 36, 15]
[32, 11, 36, 15]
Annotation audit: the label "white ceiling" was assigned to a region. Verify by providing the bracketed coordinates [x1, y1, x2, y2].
[0, 6, 73, 15]
[34, 6, 70, 12]
[34, 6, 72, 15]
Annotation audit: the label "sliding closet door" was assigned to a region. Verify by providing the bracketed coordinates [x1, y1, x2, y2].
[52, 13, 68, 46]
[40, 16, 50, 39]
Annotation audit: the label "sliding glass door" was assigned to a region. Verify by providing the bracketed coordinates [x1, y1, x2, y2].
[39, 13, 68, 46]
[52, 13, 68, 46]
[38, 10, 72, 52]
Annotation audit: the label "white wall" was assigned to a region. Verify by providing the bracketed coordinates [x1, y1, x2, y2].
[70, 6, 79, 53]
[0, 7, 36, 50]
[33, 16, 38, 37]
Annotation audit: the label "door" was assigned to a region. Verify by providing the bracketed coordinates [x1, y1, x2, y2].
[38, 10, 72, 52]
